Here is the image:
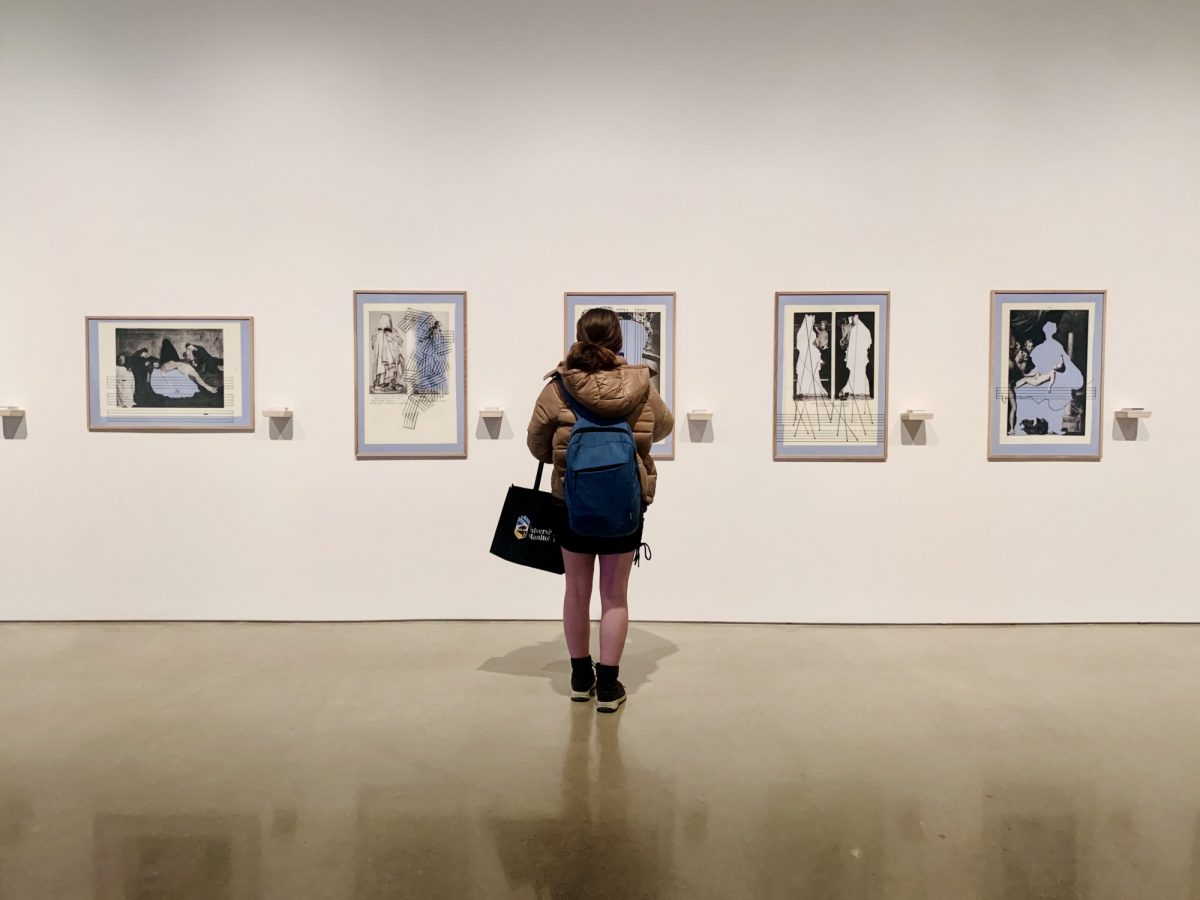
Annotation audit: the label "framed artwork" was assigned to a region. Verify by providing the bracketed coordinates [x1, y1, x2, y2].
[354, 290, 467, 459]
[774, 292, 890, 461]
[86, 316, 254, 432]
[988, 290, 1106, 461]
[564, 292, 675, 459]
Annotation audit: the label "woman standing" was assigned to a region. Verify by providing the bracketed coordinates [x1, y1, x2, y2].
[527, 308, 674, 712]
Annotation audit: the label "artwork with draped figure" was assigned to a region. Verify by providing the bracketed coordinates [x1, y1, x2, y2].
[774, 293, 889, 461]
[988, 291, 1105, 461]
[354, 291, 467, 459]
[564, 292, 676, 459]
[85, 317, 254, 432]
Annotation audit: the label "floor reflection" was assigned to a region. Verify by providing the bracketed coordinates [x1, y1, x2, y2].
[0, 622, 1199, 898]
[354, 790, 472, 898]
[94, 815, 259, 900]
[753, 784, 885, 899]
[981, 787, 1093, 900]
[489, 705, 685, 898]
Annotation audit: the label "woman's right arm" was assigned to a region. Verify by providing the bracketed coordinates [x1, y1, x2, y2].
[526, 380, 560, 463]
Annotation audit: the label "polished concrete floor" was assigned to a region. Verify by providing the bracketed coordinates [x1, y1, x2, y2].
[2, 622, 1200, 898]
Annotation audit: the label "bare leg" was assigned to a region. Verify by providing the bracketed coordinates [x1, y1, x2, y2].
[561, 549, 595, 658]
[597, 551, 635, 666]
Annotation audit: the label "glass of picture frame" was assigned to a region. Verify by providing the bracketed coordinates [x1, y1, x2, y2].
[86, 316, 254, 432]
[564, 292, 676, 460]
[774, 292, 890, 461]
[354, 291, 467, 459]
[988, 290, 1106, 461]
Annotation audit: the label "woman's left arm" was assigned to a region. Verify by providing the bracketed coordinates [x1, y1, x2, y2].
[648, 387, 675, 442]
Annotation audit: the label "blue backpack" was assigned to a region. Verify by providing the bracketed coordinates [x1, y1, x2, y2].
[557, 377, 642, 537]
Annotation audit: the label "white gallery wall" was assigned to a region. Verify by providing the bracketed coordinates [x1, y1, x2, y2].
[1, 0, 1196, 622]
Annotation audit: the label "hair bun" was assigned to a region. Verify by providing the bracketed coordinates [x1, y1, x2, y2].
[566, 340, 620, 373]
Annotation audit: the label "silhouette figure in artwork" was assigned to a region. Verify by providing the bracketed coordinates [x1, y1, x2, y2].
[1013, 321, 1084, 435]
[794, 315, 828, 399]
[148, 339, 219, 399]
[839, 314, 872, 398]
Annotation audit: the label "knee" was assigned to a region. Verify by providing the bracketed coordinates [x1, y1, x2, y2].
[564, 584, 592, 605]
[599, 588, 628, 610]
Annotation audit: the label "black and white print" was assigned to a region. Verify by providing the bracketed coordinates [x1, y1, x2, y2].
[1003, 309, 1090, 437]
[367, 308, 453, 430]
[113, 328, 225, 409]
[614, 309, 662, 392]
[786, 310, 880, 443]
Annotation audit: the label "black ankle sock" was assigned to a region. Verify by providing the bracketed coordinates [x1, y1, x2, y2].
[595, 663, 619, 687]
[570, 656, 594, 676]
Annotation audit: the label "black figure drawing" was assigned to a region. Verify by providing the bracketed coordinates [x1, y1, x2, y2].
[368, 309, 452, 429]
[1004, 310, 1089, 436]
[114, 329, 225, 409]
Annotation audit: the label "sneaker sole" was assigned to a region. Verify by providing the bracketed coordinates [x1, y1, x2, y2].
[596, 695, 626, 713]
[570, 689, 595, 702]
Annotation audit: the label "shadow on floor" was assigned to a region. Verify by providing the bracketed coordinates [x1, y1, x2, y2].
[478, 626, 679, 696]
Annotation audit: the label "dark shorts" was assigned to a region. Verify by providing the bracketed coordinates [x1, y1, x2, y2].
[554, 500, 644, 555]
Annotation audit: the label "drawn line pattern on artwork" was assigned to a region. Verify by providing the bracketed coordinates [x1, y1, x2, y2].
[368, 308, 454, 431]
[786, 308, 880, 445]
[776, 412, 885, 444]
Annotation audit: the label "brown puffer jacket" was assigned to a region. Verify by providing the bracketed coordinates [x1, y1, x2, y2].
[527, 361, 675, 504]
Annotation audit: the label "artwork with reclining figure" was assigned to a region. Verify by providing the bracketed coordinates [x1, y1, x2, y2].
[86, 317, 254, 431]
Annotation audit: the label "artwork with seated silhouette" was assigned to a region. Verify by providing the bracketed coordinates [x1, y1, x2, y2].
[988, 291, 1106, 461]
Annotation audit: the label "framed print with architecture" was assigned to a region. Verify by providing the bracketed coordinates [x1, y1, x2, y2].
[355, 291, 467, 459]
[988, 290, 1106, 461]
[774, 292, 889, 461]
[564, 292, 675, 459]
[86, 316, 254, 432]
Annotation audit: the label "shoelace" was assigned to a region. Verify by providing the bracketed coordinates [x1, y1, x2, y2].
[634, 542, 652, 567]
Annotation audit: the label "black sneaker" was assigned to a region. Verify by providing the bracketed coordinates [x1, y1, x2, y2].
[595, 679, 626, 713]
[570, 658, 596, 702]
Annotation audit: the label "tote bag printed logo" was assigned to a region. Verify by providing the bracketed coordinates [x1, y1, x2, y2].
[514, 516, 531, 540]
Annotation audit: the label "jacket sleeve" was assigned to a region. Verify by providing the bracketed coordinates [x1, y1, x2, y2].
[526, 380, 560, 464]
[648, 386, 675, 443]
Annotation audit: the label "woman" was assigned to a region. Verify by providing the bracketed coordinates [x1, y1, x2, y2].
[527, 308, 674, 713]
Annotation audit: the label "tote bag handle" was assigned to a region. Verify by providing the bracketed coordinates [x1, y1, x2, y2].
[533, 461, 546, 492]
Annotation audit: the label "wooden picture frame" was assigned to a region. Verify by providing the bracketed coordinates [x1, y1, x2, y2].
[86, 316, 255, 432]
[354, 290, 468, 459]
[987, 290, 1106, 461]
[773, 292, 890, 461]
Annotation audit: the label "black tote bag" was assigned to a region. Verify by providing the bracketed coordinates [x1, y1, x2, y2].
[489, 462, 565, 575]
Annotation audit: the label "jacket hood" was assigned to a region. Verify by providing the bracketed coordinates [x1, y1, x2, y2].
[546, 359, 651, 418]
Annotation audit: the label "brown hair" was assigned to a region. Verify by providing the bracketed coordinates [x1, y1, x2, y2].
[566, 307, 623, 372]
